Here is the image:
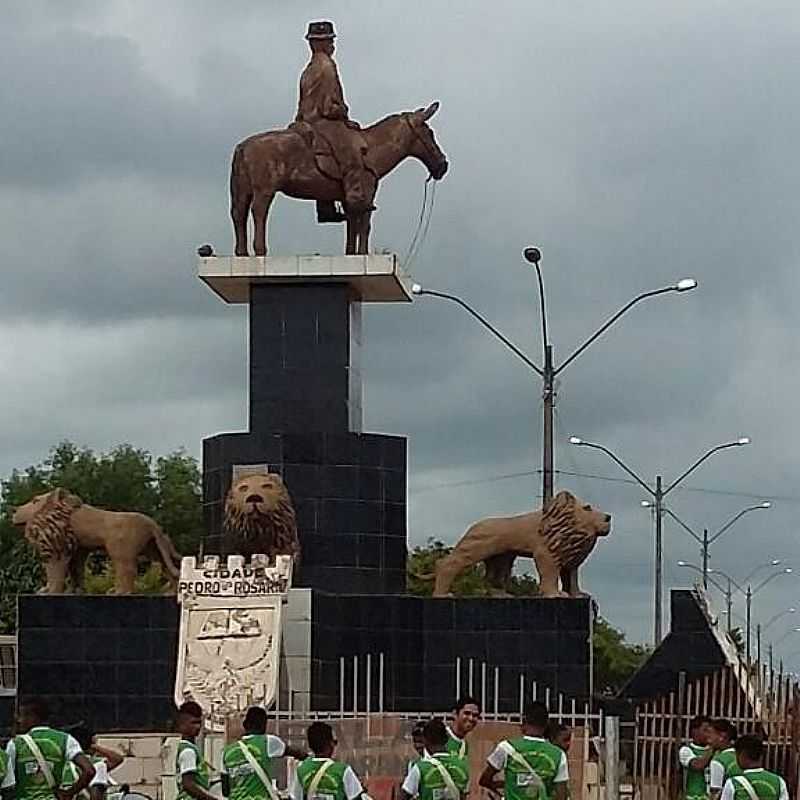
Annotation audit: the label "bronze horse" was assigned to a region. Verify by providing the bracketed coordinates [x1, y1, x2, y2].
[230, 102, 448, 256]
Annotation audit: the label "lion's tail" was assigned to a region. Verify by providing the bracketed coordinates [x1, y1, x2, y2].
[151, 524, 182, 580]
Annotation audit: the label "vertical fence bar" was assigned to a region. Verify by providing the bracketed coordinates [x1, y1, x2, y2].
[469, 659, 474, 695]
[353, 655, 358, 717]
[518, 674, 525, 716]
[481, 662, 487, 712]
[455, 657, 461, 700]
[605, 716, 620, 800]
[366, 653, 372, 737]
[339, 656, 345, 718]
[379, 652, 385, 714]
[493, 666, 499, 716]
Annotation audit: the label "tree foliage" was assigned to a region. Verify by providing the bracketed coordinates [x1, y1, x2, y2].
[407, 538, 649, 694]
[0, 441, 203, 633]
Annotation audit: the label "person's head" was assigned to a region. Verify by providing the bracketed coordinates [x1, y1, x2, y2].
[307, 721, 337, 758]
[175, 701, 203, 740]
[411, 721, 426, 757]
[522, 702, 549, 736]
[689, 715, 713, 745]
[69, 723, 95, 751]
[17, 697, 49, 733]
[735, 734, 765, 770]
[545, 721, 572, 752]
[423, 718, 449, 754]
[243, 706, 268, 735]
[712, 719, 737, 749]
[306, 21, 335, 56]
[452, 696, 481, 737]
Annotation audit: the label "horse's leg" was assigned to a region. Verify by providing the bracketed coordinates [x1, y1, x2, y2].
[231, 190, 252, 257]
[251, 191, 274, 257]
[345, 214, 357, 255]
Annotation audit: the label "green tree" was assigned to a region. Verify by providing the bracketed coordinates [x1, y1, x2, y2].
[593, 617, 650, 694]
[0, 441, 204, 632]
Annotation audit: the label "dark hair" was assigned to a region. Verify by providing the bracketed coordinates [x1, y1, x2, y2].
[545, 721, 569, 741]
[523, 702, 549, 729]
[307, 721, 334, 754]
[712, 719, 737, 743]
[689, 716, 711, 733]
[735, 734, 764, 762]
[177, 701, 203, 719]
[454, 696, 481, 713]
[243, 706, 268, 734]
[423, 718, 449, 751]
[412, 720, 426, 738]
[68, 722, 94, 750]
[19, 697, 49, 723]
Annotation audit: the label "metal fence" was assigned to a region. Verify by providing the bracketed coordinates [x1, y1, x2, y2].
[0, 636, 16, 695]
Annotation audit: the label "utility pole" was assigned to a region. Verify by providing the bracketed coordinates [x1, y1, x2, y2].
[726, 577, 733, 633]
[654, 476, 664, 643]
[702, 528, 709, 590]
[746, 585, 752, 666]
[542, 344, 555, 503]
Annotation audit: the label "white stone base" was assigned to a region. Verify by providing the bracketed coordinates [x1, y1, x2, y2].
[197, 254, 412, 303]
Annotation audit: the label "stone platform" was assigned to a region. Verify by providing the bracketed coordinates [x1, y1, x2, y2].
[16, 593, 592, 729]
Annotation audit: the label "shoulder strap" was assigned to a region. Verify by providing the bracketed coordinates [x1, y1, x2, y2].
[21, 734, 56, 789]
[307, 759, 335, 799]
[238, 741, 279, 800]
[425, 757, 460, 800]
[733, 776, 760, 800]
[499, 742, 543, 778]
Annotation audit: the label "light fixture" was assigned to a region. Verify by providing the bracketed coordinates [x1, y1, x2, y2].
[641, 500, 653, 508]
[760, 502, 772, 509]
[675, 278, 698, 292]
[569, 436, 583, 445]
[738, 437, 751, 446]
[411, 283, 423, 295]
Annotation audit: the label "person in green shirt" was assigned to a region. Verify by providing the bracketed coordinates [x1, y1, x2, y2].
[446, 697, 481, 759]
[401, 718, 469, 800]
[175, 702, 215, 800]
[288, 722, 365, 800]
[720, 735, 788, 800]
[60, 724, 124, 800]
[679, 716, 716, 800]
[221, 706, 307, 800]
[709, 720, 739, 800]
[480, 702, 567, 800]
[1, 697, 96, 800]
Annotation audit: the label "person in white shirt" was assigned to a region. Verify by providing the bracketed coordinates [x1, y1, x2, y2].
[719, 735, 788, 800]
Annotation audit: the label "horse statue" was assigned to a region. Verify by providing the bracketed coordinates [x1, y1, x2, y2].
[229, 102, 448, 256]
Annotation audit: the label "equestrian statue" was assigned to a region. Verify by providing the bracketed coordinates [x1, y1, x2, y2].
[230, 21, 449, 256]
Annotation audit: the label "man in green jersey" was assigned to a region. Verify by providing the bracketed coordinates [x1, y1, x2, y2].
[446, 698, 481, 759]
[287, 722, 365, 800]
[480, 702, 567, 800]
[60, 725, 124, 800]
[1, 697, 96, 800]
[401, 718, 468, 800]
[709, 721, 739, 800]
[679, 716, 716, 800]
[175, 702, 215, 800]
[221, 706, 307, 800]
[720, 735, 788, 800]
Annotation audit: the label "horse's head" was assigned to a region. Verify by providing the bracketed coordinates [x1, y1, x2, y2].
[406, 102, 448, 180]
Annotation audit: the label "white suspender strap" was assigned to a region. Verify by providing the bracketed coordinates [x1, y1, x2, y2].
[733, 776, 759, 800]
[238, 742, 279, 800]
[425, 757, 460, 800]
[307, 759, 335, 799]
[21, 734, 56, 790]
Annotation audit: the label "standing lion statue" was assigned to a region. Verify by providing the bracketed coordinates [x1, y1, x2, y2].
[428, 490, 611, 598]
[223, 472, 300, 561]
[12, 487, 182, 594]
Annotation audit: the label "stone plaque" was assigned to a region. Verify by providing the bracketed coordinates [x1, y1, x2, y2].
[174, 554, 293, 731]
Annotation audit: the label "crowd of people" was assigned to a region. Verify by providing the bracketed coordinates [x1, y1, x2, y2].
[0, 696, 791, 800]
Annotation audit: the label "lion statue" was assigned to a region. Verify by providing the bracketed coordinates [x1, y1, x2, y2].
[223, 472, 300, 561]
[429, 491, 611, 598]
[12, 487, 182, 594]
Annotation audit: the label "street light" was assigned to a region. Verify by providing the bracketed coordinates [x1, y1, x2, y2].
[646, 503, 771, 589]
[412, 251, 698, 506]
[570, 435, 750, 644]
[745, 569, 794, 664]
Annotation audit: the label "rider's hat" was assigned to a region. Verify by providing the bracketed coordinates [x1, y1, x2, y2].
[306, 21, 336, 40]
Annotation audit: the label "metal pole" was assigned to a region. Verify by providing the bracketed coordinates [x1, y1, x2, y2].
[605, 716, 620, 800]
[746, 586, 752, 666]
[702, 528, 709, 590]
[757, 625, 762, 673]
[727, 579, 733, 634]
[654, 475, 664, 644]
[542, 344, 555, 504]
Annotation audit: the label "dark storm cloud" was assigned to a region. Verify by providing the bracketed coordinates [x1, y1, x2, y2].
[3, 1, 800, 645]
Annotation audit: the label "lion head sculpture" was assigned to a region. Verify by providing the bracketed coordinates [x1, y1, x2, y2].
[542, 490, 611, 570]
[13, 488, 83, 563]
[223, 472, 300, 561]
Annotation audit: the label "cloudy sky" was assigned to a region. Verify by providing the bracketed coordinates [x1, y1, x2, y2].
[4, 0, 800, 651]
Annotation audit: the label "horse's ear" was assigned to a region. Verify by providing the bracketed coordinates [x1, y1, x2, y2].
[421, 101, 440, 121]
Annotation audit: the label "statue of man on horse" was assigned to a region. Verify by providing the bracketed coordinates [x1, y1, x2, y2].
[229, 21, 448, 256]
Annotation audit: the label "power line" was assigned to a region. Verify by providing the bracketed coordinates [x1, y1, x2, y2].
[411, 468, 800, 504]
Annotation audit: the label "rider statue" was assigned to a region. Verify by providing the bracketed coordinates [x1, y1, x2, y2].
[292, 21, 374, 223]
